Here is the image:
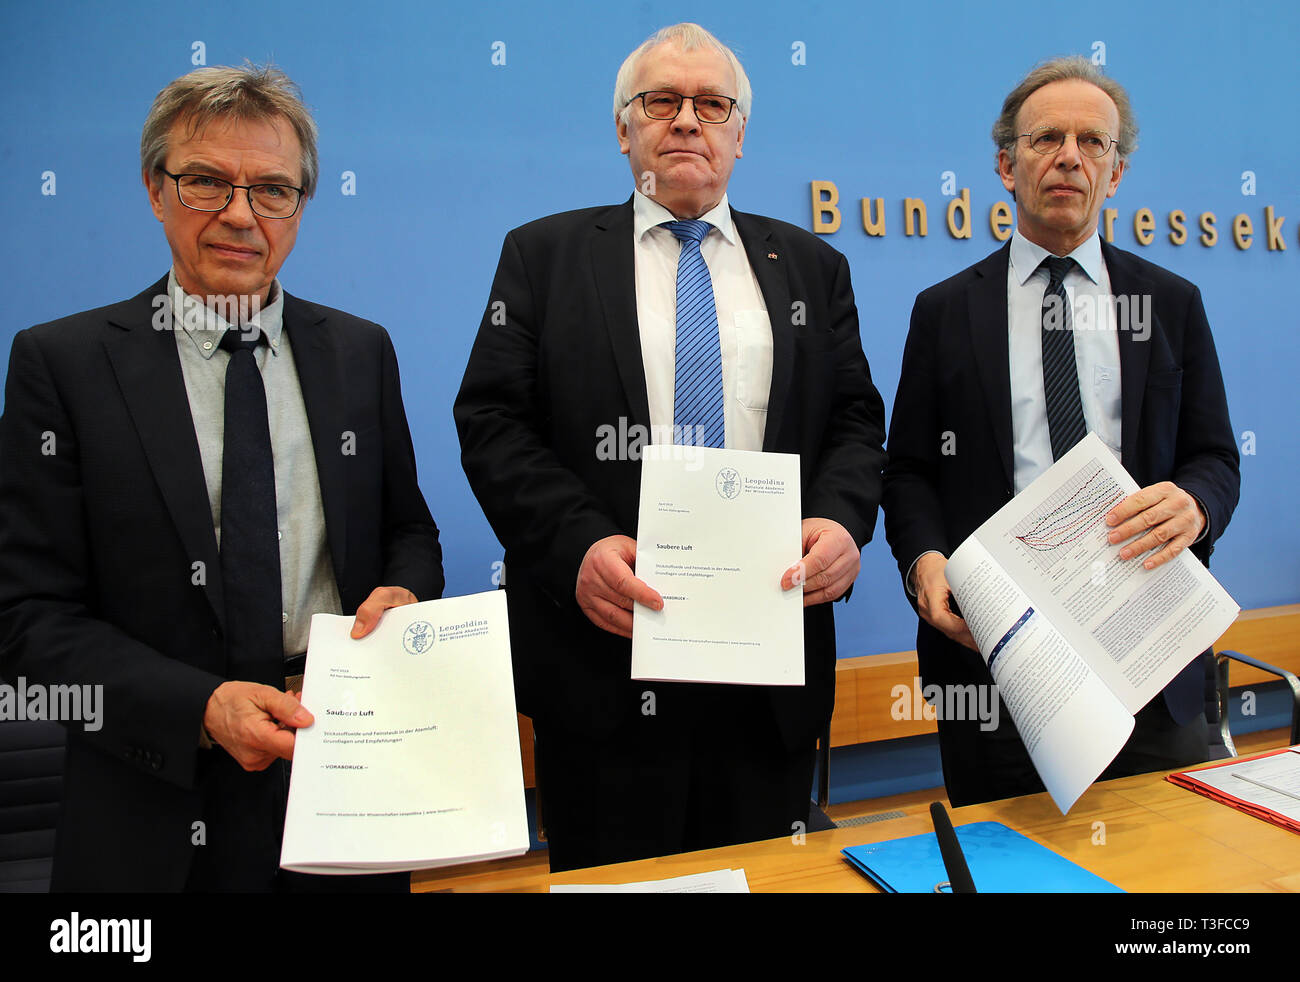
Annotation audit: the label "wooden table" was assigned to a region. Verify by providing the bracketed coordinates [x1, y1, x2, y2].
[412, 759, 1300, 892]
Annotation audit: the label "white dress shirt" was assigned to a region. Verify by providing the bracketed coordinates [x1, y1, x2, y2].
[1007, 230, 1122, 492]
[632, 190, 772, 452]
[907, 230, 1124, 592]
[169, 271, 342, 658]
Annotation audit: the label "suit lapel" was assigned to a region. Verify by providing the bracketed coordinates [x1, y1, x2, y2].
[968, 245, 1015, 488]
[591, 200, 652, 430]
[732, 210, 794, 451]
[1101, 239, 1154, 471]
[104, 276, 225, 626]
[282, 294, 349, 589]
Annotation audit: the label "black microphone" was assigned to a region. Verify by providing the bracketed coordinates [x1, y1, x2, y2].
[929, 801, 977, 893]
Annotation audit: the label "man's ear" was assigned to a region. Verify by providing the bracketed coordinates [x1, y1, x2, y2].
[616, 114, 631, 156]
[1106, 156, 1126, 198]
[734, 115, 746, 159]
[996, 148, 1016, 196]
[144, 168, 166, 222]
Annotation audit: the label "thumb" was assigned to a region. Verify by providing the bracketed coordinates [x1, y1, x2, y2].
[350, 609, 373, 639]
[263, 686, 314, 728]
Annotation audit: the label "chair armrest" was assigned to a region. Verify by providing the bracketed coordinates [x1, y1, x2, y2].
[1217, 650, 1300, 747]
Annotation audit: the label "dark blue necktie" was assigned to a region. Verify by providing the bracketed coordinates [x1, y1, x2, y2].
[219, 328, 283, 687]
[664, 220, 724, 448]
[1040, 256, 1088, 460]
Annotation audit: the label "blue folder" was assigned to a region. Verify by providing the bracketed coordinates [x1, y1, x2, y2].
[841, 821, 1123, 893]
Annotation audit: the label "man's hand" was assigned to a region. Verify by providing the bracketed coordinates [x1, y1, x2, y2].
[781, 518, 860, 607]
[1105, 481, 1205, 570]
[202, 681, 315, 772]
[350, 586, 419, 639]
[912, 552, 977, 651]
[575, 534, 663, 639]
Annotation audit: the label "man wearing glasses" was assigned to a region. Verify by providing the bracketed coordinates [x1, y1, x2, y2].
[883, 57, 1238, 806]
[456, 23, 886, 870]
[0, 65, 442, 889]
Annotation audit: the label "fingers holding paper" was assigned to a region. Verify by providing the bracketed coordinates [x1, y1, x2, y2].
[782, 517, 861, 607]
[1105, 481, 1206, 570]
[576, 534, 664, 638]
[912, 552, 978, 651]
[203, 680, 315, 771]
[351, 585, 420, 639]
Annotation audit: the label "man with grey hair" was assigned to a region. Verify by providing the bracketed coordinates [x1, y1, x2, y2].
[883, 57, 1238, 806]
[0, 64, 443, 890]
[456, 23, 886, 870]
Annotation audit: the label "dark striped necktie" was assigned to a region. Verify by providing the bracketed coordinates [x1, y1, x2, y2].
[1040, 255, 1087, 460]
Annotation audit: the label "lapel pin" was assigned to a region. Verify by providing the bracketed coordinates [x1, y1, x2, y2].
[767, 252, 779, 260]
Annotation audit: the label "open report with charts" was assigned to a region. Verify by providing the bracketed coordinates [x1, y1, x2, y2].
[945, 433, 1239, 813]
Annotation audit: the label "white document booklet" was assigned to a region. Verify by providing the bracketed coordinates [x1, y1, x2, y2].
[280, 591, 529, 874]
[945, 433, 1239, 813]
[632, 445, 804, 686]
[551, 868, 751, 893]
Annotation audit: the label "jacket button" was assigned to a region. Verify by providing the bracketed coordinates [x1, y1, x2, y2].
[212, 624, 222, 640]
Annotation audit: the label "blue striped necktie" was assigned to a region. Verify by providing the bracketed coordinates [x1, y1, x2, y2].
[664, 219, 724, 448]
[1040, 255, 1087, 460]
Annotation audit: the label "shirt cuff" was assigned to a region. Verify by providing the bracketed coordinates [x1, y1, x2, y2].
[1188, 492, 1211, 545]
[906, 550, 946, 597]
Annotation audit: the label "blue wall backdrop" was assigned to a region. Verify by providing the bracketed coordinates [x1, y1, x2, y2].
[2, 0, 1296, 667]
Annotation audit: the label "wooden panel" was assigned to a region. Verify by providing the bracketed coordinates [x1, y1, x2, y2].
[518, 714, 535, 788]
[827, 605, 1299, 748]
[829, 650, 933, 746]
[1214, 604, 1300, 686]
[514, 606, 1299, 771]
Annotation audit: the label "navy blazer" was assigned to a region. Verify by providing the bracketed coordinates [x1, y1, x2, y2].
[0, 277, 443, 890]
[455, 199, 887, 751]
[883, 240, 1240, 725]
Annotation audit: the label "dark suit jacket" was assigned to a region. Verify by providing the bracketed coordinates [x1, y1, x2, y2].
[454, 199, 886, 752]
[883, 240, 1239, 724]
[0, 276, 443, 890]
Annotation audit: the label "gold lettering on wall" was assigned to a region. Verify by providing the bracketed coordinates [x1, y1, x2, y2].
[862, 197, 886, 236]
[903, 198, 928, 237]
[1168, 209, 1187, 245]
[945, 188, 971, 239]
[811, 180, 841, 234]
[803, 180, 1289, 260]
[1133, 208, 1155, 246]
[1233, 213, 1253, 250]
[1200, 212, 1218, 247]
[989, 201, 1013, 242]
[1265, 205, 1286, 251]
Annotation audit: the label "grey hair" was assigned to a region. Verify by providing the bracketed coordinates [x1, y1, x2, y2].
[992, 55, 1138, 165]
[613, 23, 752, 125]
[141, 63, 319, 198]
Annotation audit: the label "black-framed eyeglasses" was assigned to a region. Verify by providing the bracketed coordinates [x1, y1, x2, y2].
[1016, 126, 1116, 158]
[626, 91, 738, 124]
[160, 170, 304, 219]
